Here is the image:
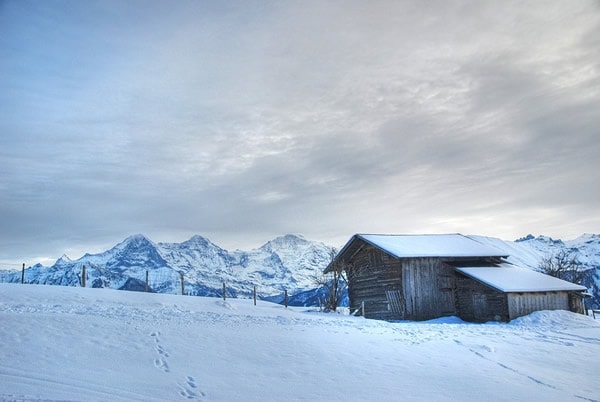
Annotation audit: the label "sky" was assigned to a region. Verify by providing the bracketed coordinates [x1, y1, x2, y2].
[1, 0, 599, 266]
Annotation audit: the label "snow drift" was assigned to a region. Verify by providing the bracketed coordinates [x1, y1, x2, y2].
[0, 283, 598, 401]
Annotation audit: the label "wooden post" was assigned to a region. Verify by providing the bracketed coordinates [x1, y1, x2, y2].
[253, 285, 257, 306]
[361, 301, 365, 317]
[180, 273, 184, 295]
[81, 265, 86, 287]
[284, 289, 288, 308]
[223, 282, 226, 301]
[21, 263, 25, 284]
[145, 270, 149, 292]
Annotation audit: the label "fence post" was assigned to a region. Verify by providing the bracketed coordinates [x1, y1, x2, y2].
[145, 270, 149, 292]
[180, 273, 184, 295]
[223, 282, 226, 301]
[361, 301, 365, 317]
[284, 289, 288, 308]
[253, 285, 257, 306]
[81, 265, 86, 287]
[21, 263, 25, 284]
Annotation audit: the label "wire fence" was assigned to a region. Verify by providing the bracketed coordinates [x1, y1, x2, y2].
[1, 263, 299, 308]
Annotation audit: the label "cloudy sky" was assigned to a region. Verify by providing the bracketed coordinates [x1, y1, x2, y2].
[1, 0, 599, 265]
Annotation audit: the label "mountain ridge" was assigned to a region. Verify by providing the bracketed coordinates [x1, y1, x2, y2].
[1, 234, 335, 304]
[1, 233, 598, 308]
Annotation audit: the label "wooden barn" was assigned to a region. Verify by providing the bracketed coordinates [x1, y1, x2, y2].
[325, 234, 587, 322]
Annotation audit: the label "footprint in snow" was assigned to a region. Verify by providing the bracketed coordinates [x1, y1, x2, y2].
[157, 344, 169, 358]
[153, 357, 170, 373]
[178, 375, 206, 399]
[150, 331, 170, 372]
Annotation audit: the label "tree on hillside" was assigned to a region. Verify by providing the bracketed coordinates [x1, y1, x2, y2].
[538, 250, 587, 284]
[313, 249, 347, 312]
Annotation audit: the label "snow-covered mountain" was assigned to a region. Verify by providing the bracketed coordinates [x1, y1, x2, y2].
[0, 234, 335, 304]
[1, 233, 598, 307]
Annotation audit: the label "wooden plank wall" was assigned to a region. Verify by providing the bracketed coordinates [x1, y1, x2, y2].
[347, 249, 459, 321]
[402, 258, 457, 321]
[347, 245, 402, 320]
[568, 293, 584, 314]
[507, 292, 569, 320]
[455, 273, 509, 322]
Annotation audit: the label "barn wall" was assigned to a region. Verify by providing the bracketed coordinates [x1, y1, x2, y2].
[569, 293, 584, 314]
[347, 250, 460, 321]
[507, 292, 570, 320]
[455, 273, 509, 322]
[402, 258, 456, 321]
[346, 245, 402, 320]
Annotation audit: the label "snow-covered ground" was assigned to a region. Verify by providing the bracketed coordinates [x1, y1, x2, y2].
[1, 284, 599, 401]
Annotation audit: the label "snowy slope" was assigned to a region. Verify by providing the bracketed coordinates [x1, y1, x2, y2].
[0, 283, 598, 401]
[469, 234, 600, 271]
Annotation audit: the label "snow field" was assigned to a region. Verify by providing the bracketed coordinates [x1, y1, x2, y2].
[0, 283, 599, 401]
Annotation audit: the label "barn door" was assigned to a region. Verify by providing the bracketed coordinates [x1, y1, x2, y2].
[386, 289, 404, 319]
[472, 294, 487, 321]
[437, 273, 456, 316]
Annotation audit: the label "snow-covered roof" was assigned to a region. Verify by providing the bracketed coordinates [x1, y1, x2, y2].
[357, 234, 508, 258]
[456, 264, 587, 293]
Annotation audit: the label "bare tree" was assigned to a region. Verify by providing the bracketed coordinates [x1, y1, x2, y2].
[313, 249, 347, 312]
[538, 250, 586, 284]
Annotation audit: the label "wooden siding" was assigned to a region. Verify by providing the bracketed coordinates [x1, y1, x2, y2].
[346, 245, 402, 320]
[346, 248, 458, 321]
[507, 292, 569, 320]
[455, 273, 509, 322]
[402, 258, 456, 321]
[456, 274, 579, 322]
[569, 293, 584, 314]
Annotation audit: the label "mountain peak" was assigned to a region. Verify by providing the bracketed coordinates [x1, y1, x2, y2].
[261, 234, 308, 250]
[178, 235, 226, 252]
[573, 233, 600, 244]
[534, 235, 565, 246]
[184, 234, 213, 245]
[123, 233, 151, 244]
[514, 234, 565, 246]
[55, 254, 72, 265]
[101, 234, 167, 269]
[515, 234, 535, 242]
[113, 234, 157, 253]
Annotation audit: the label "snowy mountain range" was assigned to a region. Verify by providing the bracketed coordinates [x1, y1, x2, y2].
[0, 234, 335, 305]
[1, 233, 599, 307]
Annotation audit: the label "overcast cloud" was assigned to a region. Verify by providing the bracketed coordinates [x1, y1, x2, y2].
[1, 0, 599, 265]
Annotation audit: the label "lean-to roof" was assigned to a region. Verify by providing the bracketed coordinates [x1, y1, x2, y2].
[456, 264, 587, 292]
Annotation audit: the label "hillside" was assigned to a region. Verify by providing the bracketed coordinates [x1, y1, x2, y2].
[0, 283, 598, 401]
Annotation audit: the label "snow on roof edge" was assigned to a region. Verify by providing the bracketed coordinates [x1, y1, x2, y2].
[456, 264, 587, 293]
[356, 233, 509, 258]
